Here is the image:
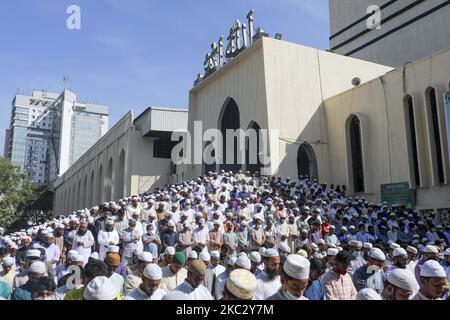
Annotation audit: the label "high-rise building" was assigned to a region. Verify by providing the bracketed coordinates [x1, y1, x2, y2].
[4, 89, 108, 185]
[329, 0, 450, 67]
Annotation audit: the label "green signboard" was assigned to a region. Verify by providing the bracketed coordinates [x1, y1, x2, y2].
[381, 182, 415, 208]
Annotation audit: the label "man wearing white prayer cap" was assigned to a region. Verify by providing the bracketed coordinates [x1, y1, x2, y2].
[83, 276, 118, 300]
[406, 246, 418, 273]
[186, 250, 198, 269]
[97, 219, 120, 261]
[249, 251, 262, 276]
[159, 246, 175, 268]
[210, 250, 226, 277]
[385, 247, 408, 279]
[356, 288, 382, 300]
[413, 260, 448, 300]
[223, 269, 257, 300]
[125, 264, 166, 300]
[235, 255, 251, 271]
[267, 254, 310, 300]
[353, 248, 386, 293]
[381, 268, 417, 300]
[214, 256, 237, 300]
[10, 261, 47, 300]
[278, 242, 291, 264]
[414, 244, 439, 282]
[253, 248, 281, 300]
[124, 252, 154, 294]
[71, 221, 95, 266]
[1, 257, 17, 287]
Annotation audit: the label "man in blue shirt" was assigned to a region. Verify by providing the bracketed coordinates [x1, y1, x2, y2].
[304, 258, 326, 300]
[161, 221, 178, 253]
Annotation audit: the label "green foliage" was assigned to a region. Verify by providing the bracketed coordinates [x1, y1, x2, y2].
[0, 158, 53, 230]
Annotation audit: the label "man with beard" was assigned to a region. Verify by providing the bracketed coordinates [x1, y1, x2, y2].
[53, 224, 65, 256]
[414, 245, 439, 282]
[413, 260, 448, 300]
[121, 219, 141, 266]
[124, 252, 153, 294]
[253, 248, 281, 300]
[267, 254, 310, 300]
[160, 252, 188, 292]
[114, 209, 129, 247]
[97, 219, 120, 261]
[16, 236, 32, 270]
[104, 251, 125, 296]
[381, 268, 417, 300]
[352, 248, 386, 293]
[35, 233, 60, 273]
[250, 215, 265, 252]
[71, 221, 94, 266]
[125, 263, 166, 300]
[385, 247, 408, 278]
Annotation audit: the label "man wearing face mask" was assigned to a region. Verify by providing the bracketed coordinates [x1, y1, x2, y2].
[321, 250, 357, 300]
[267, 254, 310, 300]
[253, 249, 281, 300]
[381, 268, 417, 300]
[125, 263, 166, 300]
[414, 245, 439, 282]
[352, 248, 386, 293]
[348, 240, 365, 276]
[142, 223, 161, 260]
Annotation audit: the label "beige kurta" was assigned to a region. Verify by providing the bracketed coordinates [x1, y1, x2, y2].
[160, 266, 187, 292]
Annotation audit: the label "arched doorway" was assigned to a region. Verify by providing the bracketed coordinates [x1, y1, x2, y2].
[105, 158, 113, 201]
[115, 150, 125, 199]
[97, 165, 103, 203]
[245, 121, 263, 174]
[89, 170, 95, 207]
[218, 98, 242, 173]
[297, 143, 318, 180]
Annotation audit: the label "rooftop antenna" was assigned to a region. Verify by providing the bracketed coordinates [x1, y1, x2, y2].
[63, 76, 72, 90]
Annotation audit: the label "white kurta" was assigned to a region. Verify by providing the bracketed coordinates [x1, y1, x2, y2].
[163, 281, 213, 300]
[125, 287, 167, 300]
[253, 271, 281, 300]
[71, 231, 94, 266]
[97, 229, 120, 261]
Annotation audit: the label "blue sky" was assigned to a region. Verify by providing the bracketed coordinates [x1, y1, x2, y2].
[0, 0, 330, 156]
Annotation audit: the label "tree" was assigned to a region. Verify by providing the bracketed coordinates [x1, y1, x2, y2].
[0, 158, 31, 228]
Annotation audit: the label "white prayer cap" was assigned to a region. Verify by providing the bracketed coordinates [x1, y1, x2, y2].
[423, 245, 439, 254]
[26, 249, 41, 258]
[83, 276, 117, 300]
[310, 243, 319, 251]
[211, 251, 220, 260]
[149, 211, 156, 218]
[296, 249, 308, 258]
[87, 217, 95, 224]
[226, 269, 257, 300]
[29, 261, 46, 274]
[188, 251, 198, 259]
[363, 243, 373, 249]
[164, 246, 175, 256]
[2, 257, 15, 266]
[389, 243, 400, 250]
[199, 251, 211, 262]
[278, 242, 291, 254]
[139, 252, 153, 262]
[143, 263, 163, 280]
[90, 252, 99, 260]
[340, 226, 347, 231]
[369, 248, 386, 261]
[356, 288, 382, 300]
[327, 248, 339, 256]
[167, 220, 175, 227]
[393, 248, 407, 257]
[349, 225, 355, 230]
[165, 211, 173, 217]
[406, 246, 418, 254]
[387, 269, 417, 291]
[235, 255, 251, 270]
[228, 257, 237, 266]
[261, 248, 279, 258]
[41, 230, 48, 236]
[67, 250, 78, 259]
[240, 221, 248, 227]
[249, 252, 261, 264]
[283, 254, 310, 280]
[72, 255, 84, 263]
[420, 260, 446, 278]
[444, 248, 450, 256]
[106, 219, 114, 225]
[317, 239, 326, 245]
[107, 245, 120, 253]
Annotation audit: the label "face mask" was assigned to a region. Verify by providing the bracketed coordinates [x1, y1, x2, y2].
[283, 289, 301, 301]
[335, 267, 347, 276]
[352, 251, 361, 258]
[34, 296, 54, 301]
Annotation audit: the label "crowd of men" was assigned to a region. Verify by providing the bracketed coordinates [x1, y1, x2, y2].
[0, 171, 449, 300]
